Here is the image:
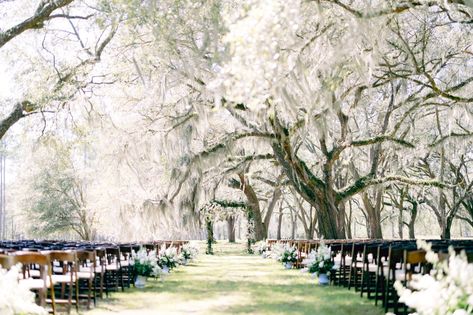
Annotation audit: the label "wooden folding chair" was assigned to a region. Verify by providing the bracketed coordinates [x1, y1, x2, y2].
[94, 248, 107, 298]
[76, 250, 97, 309]
[13, 252, 56, 314]
[105, 247, 124, 293]
[48, 251, 79, 314]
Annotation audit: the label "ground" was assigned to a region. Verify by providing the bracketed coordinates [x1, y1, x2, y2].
[85, 242, 383, 315]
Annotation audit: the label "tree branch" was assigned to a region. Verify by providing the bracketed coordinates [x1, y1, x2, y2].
[0, 0, 75, 48]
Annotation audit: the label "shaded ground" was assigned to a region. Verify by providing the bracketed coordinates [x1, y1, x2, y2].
[85, 242, 383, 315]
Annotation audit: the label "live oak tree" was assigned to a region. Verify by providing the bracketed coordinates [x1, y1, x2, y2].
[100, 0, 473, 240]
[5, 0, 473, 241]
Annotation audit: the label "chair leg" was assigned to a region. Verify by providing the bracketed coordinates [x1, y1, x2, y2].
[75, 280, 79, 312]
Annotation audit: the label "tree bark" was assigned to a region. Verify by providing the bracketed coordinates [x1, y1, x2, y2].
[0, 102, 28, 140]
[291, 211, 296, 239]
[0, 0, 75, 49]
[227, 216, 236, 243]
[407, 202, 417, 239]
[263, 186, 281, 233]
[361, 188, 383, 239]
[277, 211, 283, 240]
[238, 173, 266, 240]
[206, 219, 214, 255]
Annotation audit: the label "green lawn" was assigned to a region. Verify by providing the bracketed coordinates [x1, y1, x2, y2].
[85, 242, 384, 315]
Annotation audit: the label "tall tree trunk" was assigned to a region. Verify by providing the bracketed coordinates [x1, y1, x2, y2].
[314, 195, 345, 239]
[277, 211, 283, 240]
[345, 200, 353, 239]
[263, 186, 281, 233]
[238, 173, 266, 240]
[290, 210, 296, 239]
[407, 202, 417, 239]
[206, 219, 214, 255]
[227, 216, 236, 243]
[398, 209, 404, 240]
[361, 188, 383, 239]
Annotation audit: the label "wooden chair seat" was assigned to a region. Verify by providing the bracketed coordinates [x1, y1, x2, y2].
[76, 271, 95, 279]
[81, 265, 103, 273]
[19, 278, 52, 289]
[51, 274, 77, 283]
[106, 264, 119, 271]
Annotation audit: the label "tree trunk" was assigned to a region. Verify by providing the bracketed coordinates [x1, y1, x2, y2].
[345, 200, 353, 239]
[398, 203, 404, 240]
[238, 173, 266, 240]
[313, 195, 345, 239]
[206, 219, 214, 255]
[407, 203, 417, 239]
[227, 216, 236, 243]
[361, 189, 383, 239]
[290, 211, 296, 239]
[277, 212, 283, 240]
[263, 186, 281, 232]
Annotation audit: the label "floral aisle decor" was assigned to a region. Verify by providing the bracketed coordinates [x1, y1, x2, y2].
[132, 248, 161, 288]
[308, 243, 334, 285]
[158, 246, 178, 273]
[180, 243, 199, 265]
[246, 210, 256, 254]
[392, 240, 473, 315]
[200, 200, 243, 255]
[256, 241, 269, 258]
[0, 264, 47, 315]
[269, 242, 285, 260]
[279, 245, 298, 269]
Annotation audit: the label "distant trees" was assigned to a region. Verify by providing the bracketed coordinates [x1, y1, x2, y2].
[26, 138, 96, 240]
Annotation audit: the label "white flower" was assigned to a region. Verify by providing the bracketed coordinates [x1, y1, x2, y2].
[0, 265, 47, 315]
[395, 242, 473, 315]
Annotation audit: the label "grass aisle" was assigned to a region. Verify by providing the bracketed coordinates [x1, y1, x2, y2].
[86, 242, 383, 315]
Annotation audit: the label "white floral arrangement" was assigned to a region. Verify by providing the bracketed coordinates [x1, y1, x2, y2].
[278, 244, 298, 264]
[180, 243, 199, 262]
[0, 264, 47, 315]
[158, 246, 178, 270]
[306, 243, 334, 276]
[269, 242, 286, 260]
[255, 241, 269, 257]
[393, 240, 473, 315]
[131, 248, 161, 277]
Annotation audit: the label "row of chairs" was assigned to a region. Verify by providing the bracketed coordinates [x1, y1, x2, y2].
[0, 239, 189, 314]
[267, 238, 473, 315]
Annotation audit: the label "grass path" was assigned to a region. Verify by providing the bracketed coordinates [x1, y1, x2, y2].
[85, 242, 383, 315]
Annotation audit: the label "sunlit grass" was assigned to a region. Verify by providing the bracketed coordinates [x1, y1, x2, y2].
[85, 242, 383, 315]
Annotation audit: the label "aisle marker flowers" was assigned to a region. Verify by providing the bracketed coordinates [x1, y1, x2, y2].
[180, 243, 199, 264]
[132, 248, 161, 277]
[393, 240, 473, 315]
[0, 264, 47, 315]
[307, 243, 334, 276]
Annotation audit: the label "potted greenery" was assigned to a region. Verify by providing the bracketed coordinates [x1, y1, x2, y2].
[159, 246, 178, 273]
[132, 248, 160, 288]
[308, 243, 334, 285]
[180, 243, 198, 265]
[279, 245, 298, 269]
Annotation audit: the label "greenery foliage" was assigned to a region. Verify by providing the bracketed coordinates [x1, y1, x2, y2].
[27, 141, 95, 240]
[280, 247, 298, 264]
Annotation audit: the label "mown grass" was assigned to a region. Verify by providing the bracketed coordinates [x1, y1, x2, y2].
[85, 242, 383, 315]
